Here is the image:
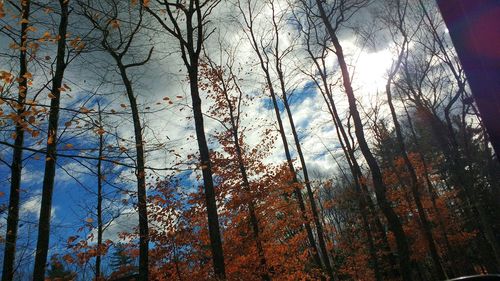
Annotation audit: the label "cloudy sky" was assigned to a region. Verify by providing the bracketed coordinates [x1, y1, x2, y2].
[0, 0, 429, 271]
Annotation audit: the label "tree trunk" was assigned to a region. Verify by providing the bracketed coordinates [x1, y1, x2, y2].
[188, 67, 226, 279]
[311, 52, 394, 280]
[95, 107, 104, 280]
[116, 62, 149, 281]
[33, 1, 68, 279]
[2, 1, 30, 280]
[402, 102, 458, 276]
[222, 73, 270, 281]
[143, 0, 226, 276]
[266, 75, 323, 270]
[271, 7, 333, 275]
[280, 88, 334, 278]
[241, 6, 323, 270]
[314, 1, 413, 279]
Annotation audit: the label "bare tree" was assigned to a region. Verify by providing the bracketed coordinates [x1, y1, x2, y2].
[296, 11, 390, 279]
[235, 0, 328, 275]
[266, 2, 335, 277]
[307, 0, 414, 279]
[144, 0, 226, 278]
[79, 1, 155, 279]
[95, 102, 105, 280]
[382, 0, 446, 278]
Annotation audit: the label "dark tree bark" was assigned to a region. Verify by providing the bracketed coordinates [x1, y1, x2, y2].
[116, 60, 150, 281]
[145, 1, 226, 278]
[281, 90, 334, 278]
[33, 1, 69, 279]
[313, 0, 413, 279]
[299, 7, 400, 279]
[189, 68, 226, 279]
[401, 101, 459, 277]
[79, 2, 154, 278]
[95, 107, 104, 280]
[305, 48, 384, 281]
[2, 1, 30, 280]
[301, 28, 399, 279]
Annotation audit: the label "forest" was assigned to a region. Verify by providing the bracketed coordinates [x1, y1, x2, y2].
[0, 0, 498, 280]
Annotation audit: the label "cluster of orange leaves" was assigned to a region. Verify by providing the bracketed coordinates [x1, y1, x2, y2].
[383, 153, 476, 262]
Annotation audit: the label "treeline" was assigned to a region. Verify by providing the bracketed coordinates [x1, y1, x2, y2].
[0, 0, 498, 280]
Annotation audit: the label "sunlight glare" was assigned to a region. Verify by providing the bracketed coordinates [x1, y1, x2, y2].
[352, 49, 394, 94]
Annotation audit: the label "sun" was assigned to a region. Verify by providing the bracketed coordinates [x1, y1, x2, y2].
[352, 49, 394, 94]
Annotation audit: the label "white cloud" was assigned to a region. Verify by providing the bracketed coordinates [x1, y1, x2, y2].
[20, 195, 58, 220]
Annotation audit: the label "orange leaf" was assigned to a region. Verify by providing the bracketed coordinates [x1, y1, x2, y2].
[80, 107, 90, 113]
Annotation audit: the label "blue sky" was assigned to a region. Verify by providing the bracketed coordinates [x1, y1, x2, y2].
[0, 0, 400, 275]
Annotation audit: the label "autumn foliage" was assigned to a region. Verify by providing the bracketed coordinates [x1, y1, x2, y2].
[1, 0, 499, 281]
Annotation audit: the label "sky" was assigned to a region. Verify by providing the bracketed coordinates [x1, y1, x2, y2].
[0, 0, 418, 274]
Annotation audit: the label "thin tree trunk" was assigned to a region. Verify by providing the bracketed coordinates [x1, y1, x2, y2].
[2, 2, 30, 280]
[80, 2, 152, 278]
[33, 1, 69, 279]
[308, 49, 391, 281]
[401, 101, 456, 273]
[314, 1, 413, 279]
[269, 4, 333, 276]
[146, 1, 227, 276]
[268, 78, 323, 269]
[235, 141, 271, 281]
[218, 67, 271, 281]
[405, 73, 500, 272]
[239, 1, 323, 270]
[95, 106, 104, 280]
[280, 88, 334, 278]
[116, 61, 149, 281]
[310, 30, 398, 281]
